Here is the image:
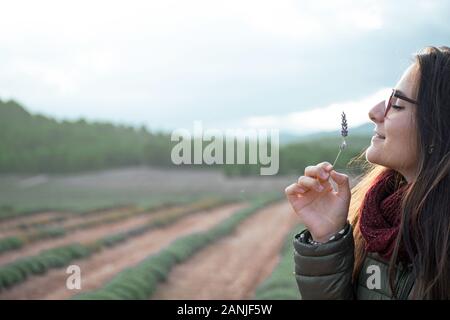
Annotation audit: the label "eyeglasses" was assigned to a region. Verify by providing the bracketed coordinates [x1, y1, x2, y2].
[384, 89, 418, 117]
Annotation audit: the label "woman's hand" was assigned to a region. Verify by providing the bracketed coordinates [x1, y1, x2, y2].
[285, 161, 351, 243]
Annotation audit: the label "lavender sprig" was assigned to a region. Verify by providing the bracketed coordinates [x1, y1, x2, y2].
[332, 112, 348, 168]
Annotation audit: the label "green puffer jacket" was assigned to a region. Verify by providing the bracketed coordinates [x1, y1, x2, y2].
[293, 224, 415, 300]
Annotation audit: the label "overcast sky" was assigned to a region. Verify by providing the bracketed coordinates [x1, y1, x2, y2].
[0, 0, 449, 135]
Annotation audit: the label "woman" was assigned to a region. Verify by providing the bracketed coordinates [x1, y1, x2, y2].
[285, 46, 450, 300]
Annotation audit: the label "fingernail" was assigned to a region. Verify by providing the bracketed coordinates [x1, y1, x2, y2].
[321, 172, 328, 179]
[317, 185, 324, 192]
[298, 187, 306, 193]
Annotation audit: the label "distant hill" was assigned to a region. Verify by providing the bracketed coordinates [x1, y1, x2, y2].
[0, 99, 372, 175]
[349, 122, 374, 135]
[0, 99, 172, 173]
[279, 132, 304, 145]
[282, 122, 373, 144]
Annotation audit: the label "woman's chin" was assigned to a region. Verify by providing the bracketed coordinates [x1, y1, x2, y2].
[365, 146, 381, 165]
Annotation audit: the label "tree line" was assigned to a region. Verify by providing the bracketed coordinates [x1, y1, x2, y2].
[0, 99, 371, 175]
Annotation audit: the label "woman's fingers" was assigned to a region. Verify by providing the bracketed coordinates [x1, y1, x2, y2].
[286, 163, 343, 205]
[321, 179, 334, 192]
[304, 162, 333, 181]
[297, 176, 325, 192]
[329, 170, 350, 199]
[285, 183, 306, 202]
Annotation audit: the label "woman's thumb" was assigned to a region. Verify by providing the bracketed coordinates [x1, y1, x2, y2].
[330, 170, 351, 199]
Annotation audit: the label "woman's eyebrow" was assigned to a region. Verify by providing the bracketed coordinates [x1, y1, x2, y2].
[393, 89, 417, 104]
[394, 89, 408, 97]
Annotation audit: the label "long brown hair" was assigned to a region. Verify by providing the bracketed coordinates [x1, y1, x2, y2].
[348, 46, 450, 299]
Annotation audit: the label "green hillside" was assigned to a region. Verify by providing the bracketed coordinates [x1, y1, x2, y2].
[0, 99, 172, 173]
[0, 99, 372, 175]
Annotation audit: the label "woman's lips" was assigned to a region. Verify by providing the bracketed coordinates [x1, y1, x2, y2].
[374, 131, 386, 139]
[371, 131, 385, 143]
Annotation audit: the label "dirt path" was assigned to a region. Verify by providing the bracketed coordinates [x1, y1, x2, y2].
[0, 211, 153, 265]
[151, 201, 299, 300]
[0, 204, 203, 265]
[0, 212, 65, 237]
[0, 203, 247, 300]
[51, 207, 138, 231]
[0, 207, 136, 238]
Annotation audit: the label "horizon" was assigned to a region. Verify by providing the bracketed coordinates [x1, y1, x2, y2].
[0, 97, 374, 139]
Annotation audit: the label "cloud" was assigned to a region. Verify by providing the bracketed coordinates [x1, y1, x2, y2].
[5, 49, 119, 95]
[0, 0, 448, 132]
[240, 88, 389, 134]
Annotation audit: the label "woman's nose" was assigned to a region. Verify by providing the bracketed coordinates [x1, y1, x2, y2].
[368, 100, 385, 123]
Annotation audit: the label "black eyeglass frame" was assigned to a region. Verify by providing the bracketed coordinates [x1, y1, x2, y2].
[384, 89, 418, 117]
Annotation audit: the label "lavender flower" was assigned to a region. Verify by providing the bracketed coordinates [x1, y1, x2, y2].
[332, 112, 348, 167]
[341, 112, 348, 138]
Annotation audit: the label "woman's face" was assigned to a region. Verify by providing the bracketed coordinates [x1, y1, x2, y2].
[366, 64, 420, 182]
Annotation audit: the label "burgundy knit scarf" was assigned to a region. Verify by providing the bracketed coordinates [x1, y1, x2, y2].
[359, 169, 411, 264]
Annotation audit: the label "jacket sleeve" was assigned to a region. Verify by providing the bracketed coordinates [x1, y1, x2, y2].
[293, 224, 355, 300]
